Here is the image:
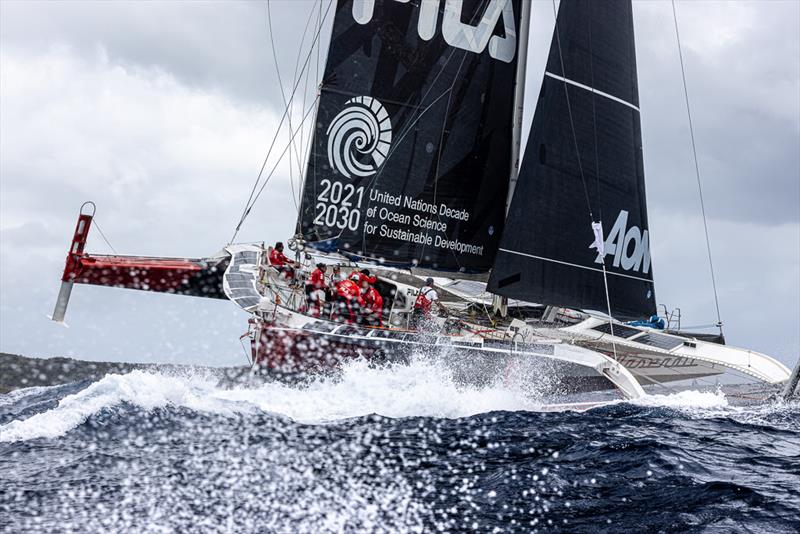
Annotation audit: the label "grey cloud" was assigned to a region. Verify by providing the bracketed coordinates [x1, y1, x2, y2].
[0, 1, 330, 111]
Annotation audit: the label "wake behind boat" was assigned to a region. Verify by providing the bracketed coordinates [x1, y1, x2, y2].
[49, 0, 790, 402]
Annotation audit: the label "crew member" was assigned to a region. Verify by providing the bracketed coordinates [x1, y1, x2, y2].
[269, 242, 299, 281]
[329, 265, 344, 287]
[350, 268, 376, 287]
[305, 263, 327, 318]
[334, 277, 364, 324]
[411, 278, 447, 329]
[361, 277, 384, 327]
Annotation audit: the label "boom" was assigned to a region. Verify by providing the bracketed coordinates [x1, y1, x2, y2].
[50, 202, 228, 323]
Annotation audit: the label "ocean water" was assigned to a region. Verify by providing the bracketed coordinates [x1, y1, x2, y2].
[1, 359, 798, 533]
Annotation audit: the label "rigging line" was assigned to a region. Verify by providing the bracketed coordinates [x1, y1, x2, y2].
[231, 0, 334, 243]
[289, 1, 319, 163]
[296, 1, 326, 217]
[266, 0, 298, 213]
[300, 0, 328, 237]
[671, 0, 723, 332]
[268, 0, 317, 205]
[91, 219, 118, 255]
[239, 96, 321, 228]
[551, 0, 594, 222]
[421, 0, 492, 271]
[550, 0, 619, 364]
[587, 4, 602, 216]
[424, 48, 473, 270]
[585, 1, 617, 359]
[294, 6, 316, 208]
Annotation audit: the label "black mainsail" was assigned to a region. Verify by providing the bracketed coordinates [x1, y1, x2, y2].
[297, 0, 525, 274]
[488, 0, 656, 319]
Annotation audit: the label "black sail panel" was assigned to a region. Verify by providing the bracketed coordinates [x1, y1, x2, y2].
[487, 0, 656, 319]
[298, 0, 523, 274]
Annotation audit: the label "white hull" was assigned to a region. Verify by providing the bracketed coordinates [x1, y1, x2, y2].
[227, 245, 790, 401]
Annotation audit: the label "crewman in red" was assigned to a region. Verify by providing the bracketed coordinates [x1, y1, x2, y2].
[361, 277, 383, 327]
[350, 268, 376, 287]
[269, 242, 298, 281]
[333, 278, 364, 324]
[305, 263, 327, 318]
[411, 277, 447, 329]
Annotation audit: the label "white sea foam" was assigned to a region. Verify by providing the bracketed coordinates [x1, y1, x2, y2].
[0, 359, 539, 442]
[630, 389, 730, 410]
[1, 358, 789, 442]
[0, 371, 251, 442]
[220, 358, 537, 422]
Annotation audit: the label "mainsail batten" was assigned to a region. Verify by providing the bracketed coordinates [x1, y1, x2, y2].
[488, 0, 656, 320]
[297, 0, 526, 274]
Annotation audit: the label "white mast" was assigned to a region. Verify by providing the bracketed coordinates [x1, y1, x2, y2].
[505, 0, 531, 214]
[494, 0, 531, 317]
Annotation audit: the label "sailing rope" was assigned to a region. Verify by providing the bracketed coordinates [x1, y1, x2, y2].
[671, 0, 724, 335]
[266, 0, 299, 212]
[288, 2, 320, 209]
[230, 0, 333, 244]
[550, 0, 618, 361]
[294, 1, 327, 222]
[91, 219, 118, 256]
[233, 97, 320, 242]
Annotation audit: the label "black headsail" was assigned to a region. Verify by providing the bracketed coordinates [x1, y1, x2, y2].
[487, 0, 656, 319]
[297, 0, 524, 275]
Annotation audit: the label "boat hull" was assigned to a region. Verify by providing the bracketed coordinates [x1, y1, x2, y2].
[250, 319, 630, 397]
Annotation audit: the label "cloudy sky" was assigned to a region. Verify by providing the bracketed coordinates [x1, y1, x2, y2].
[1, 0, 798, 368]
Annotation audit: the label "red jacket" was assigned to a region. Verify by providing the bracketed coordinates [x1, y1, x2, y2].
[336, 279, 364, 306]
[414, 287, 435, 315]
[306, 268, 327, 290]
[364, 287, 383, 320]
[269, 248, 290, 267]
[349, 271, 377, 286]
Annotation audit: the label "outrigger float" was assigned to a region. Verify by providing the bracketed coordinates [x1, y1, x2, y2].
[52, 0, 790, 402]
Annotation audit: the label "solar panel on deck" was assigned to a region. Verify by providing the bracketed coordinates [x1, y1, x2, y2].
[442, 279, 487, 297]
[303, 321, 337, 333]
[335, 326, 366, 337]
[227, 280, 254, 289]
[384, 330, 408, 340]
[592, 323, 641, 338]
[635, 333, 683, 351]
[370, 330, 397, 339]
[231, 288, 258, 298]
[234, 297, 260, 308]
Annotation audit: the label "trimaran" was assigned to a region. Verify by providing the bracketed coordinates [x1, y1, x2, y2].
[50, 0, 790, 402]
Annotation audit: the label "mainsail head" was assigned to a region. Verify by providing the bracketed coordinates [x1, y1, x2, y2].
[297, 0, 525, 275]
[488, 0, 656, 319]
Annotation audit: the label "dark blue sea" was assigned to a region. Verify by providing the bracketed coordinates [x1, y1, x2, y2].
[1, 361, 799, 533]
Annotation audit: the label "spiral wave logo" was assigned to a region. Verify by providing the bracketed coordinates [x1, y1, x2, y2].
[327, 96, 392, 178]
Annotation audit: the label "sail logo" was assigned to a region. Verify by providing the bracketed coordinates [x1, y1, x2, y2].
[590, 210, 652, 274]
[352, 0, 517, 63]
[327, 96, 392, 179]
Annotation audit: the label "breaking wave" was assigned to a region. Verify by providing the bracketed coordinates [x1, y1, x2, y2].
[2, 357, 792, 443]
